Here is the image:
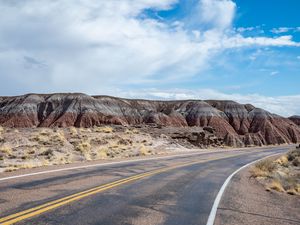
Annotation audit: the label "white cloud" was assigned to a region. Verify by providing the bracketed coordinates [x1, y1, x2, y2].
[0, 0, 299, 95]
[271, 27, 292, 34]
[194, 0, 236, 30]
[271, 27, 300, 34]
[118, 88, 300, 117]
[270, 71, 279, 76]
[222, 35, 300, 48]
[236, 27, 255, 32]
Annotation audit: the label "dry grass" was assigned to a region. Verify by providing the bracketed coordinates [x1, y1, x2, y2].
[39, 129, 49, 136]
[52, 131, 66, 145]
[5, 166, 18, 172]
[286, 189, 298, 195]
[79, 128, 92, 133]
[253, 149, 300, 195]
[287, 149, 300, 159]
[250, 159, 277, 178]
[26, 147, 36, 155]
[275, 155, 289, 167]
[0, 145, 12, 155]
[69, 127, 78, 136]
[97, 148, 108, 159]
[266, 180, 285, 192]
[138, 144, 150, 156]
[94, 126, 114, 133]
[132, 129, 139, 134]
[124, 129, 132, 134]
[287, 149, 300, 167]
[39, 148, 53, 159]
[75, 141, 91, 153]
[32, 130, 54, 145]
[34, 135, 50, 145]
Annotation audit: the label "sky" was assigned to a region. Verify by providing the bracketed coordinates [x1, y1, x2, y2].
[0, 0, 299, 116]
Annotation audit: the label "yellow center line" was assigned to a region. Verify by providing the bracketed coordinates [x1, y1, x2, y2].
[0, 152, 259, 225]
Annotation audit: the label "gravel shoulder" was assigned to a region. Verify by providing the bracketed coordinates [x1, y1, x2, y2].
[215, 165, 300, 225]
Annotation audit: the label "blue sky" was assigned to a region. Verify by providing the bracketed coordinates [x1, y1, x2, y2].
[0, 0, 299, 116]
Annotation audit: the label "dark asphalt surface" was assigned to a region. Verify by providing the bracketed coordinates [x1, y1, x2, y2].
[0, 146, 291, 225]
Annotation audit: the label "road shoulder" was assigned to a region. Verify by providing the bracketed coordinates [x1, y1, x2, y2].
[215, 166, 300, 225]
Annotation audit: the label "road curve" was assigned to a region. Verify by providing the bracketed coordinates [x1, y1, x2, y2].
[0, 146, 290, 225]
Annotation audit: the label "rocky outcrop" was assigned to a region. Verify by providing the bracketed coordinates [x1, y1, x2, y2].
[289, 115, 300, 126]
[0, 93, 300, 147]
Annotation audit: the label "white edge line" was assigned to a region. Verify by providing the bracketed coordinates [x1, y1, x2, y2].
[206, 152, 282, 225]
[0, 149, 237, 182]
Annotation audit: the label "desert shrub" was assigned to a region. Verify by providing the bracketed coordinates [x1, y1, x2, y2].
[78, 127, 92, 133]
[250, 159, 277, 178]
[110, 143, 120, 149]
[90, 137, 109, 145]
[21, 155, 30, 160]
[117, 138, 132, 145]
[52, 131, 66, 145]
[5, 166, 18, 172]
[0, 126, 4, 133]
[94, 126, 114, 133]
[267, 180, 285, 192]
[97, 148, 108, 159]
[132, 129, 139, 134]
[255, 159, 277, 172]
[287, 149, 300, 161]
[18, 162, 36, 170]
[286, 189, 297, 195]
[292, 158, 300, 167]
[40, 148, 53, 157]
[0, 134, 4, 143]
[75, 141, 91, 153]
[275, 155, 289, 167]
[124, 129, 132, 134]
[32, 133, 51, 145]
[69, 127, 78, 136]
[39, 129, 49, 136]
[138, 144, 150, 156]
[0, 145, 12, 155]
[27, 148, 36, 155]
[42, 159, 50, 166]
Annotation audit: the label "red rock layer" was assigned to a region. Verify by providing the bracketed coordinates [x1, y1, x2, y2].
[0, 93, 300, 147]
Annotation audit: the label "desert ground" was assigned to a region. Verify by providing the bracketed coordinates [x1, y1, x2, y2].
[0, 125, 204, 172]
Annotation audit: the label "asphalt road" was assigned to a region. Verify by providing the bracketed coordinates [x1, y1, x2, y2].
[0, 146, 291, 225]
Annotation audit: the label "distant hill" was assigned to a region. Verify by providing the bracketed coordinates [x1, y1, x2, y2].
[289, 115, 300, 126]
[0, 93, 299, 147]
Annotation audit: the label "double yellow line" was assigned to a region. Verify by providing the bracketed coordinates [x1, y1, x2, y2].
[0, 153, 247, 225]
